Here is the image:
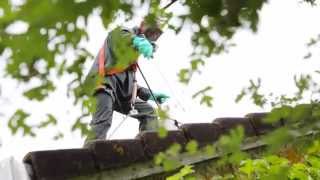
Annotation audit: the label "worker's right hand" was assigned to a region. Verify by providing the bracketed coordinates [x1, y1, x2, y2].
[149, 92, 170, 104]
[132, 36, 154, 59]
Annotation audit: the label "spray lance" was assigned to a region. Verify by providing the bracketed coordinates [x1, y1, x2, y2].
[130, 0, 183, 129]
[129, 0, 178, 111]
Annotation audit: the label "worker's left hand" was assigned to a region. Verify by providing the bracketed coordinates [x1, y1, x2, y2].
[132, 36, 153, 59]
[149, 92, 170, 104]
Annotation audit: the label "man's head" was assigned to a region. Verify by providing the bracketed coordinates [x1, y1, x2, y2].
[139, 20, 163, 42]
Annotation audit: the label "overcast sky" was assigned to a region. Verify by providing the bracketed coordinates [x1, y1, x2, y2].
[1, 0, 320, 160]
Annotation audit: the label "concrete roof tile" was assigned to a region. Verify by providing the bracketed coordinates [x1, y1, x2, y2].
[23, 149, 96, 180]
[85, 139, 147, 170]
[213, 117, 257, 137]
[181, 123, 222, 148]
[245, 112, 285, 135]
[22, 112, 284, 180]
[135, 130, 187, 157]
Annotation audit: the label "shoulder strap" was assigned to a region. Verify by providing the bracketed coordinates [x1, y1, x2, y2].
[98, 28, 139, 78]
[98, 41, 106, 78]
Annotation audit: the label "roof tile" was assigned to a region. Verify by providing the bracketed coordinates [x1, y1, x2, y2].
[245, 112, 285, 135]
[136, 130, 187, 157]
[22, 112, 286, 179]
[181, 123, 222, 148]
[85, 139, 147, 170]
[213, 117, 257, 137]
[23, 149, 96, 180]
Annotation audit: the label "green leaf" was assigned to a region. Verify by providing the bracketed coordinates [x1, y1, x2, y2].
[289, 163, 310, 180]
[178, 68, 191, 84]
[192, 86, 213, 107]
[200, 95, 213, 107]
[53, 132, 64, 140]
[235, 89, 246, 103]
[308, 140, 320, 154]
[264, 105, 292, 123]
[306, 155, 320, 169]
[158, 126, 168, 138]
[263, 127, 291, 153]
[186, 140, 198, 155]
[71, 113, 91, 137]
[163, 158, 181, 171]
[218, 126, 244, 153]
[156, 107, 169, 120]
[8, 109, 35, 137]
[154, 152, 166, 165]
[38, 114, 57, 128]
[234, 78, 267, 107]
[239, 159, 254, 177]
[229, 151, 248, 164]
[294, 74, 311, 97]
[111, 27, 139, 69]
[23, 80, 56, 101]
[167, 165, 195, 180]
[289, 104, 312, 123]
[192, 86, 212, 98]
[204, 145, 215, 156]
[266, 155, 289, 166]
[166, 143, 181, 156]
[190, 59, 205, 71]
[57, 59, 67, 77]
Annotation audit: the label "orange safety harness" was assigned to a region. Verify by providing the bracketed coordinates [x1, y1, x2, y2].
[97, 41, 137, 82]
[98, 44, 106, 77]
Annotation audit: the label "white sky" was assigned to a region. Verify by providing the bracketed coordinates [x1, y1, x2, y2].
[1, 0, 320, 161]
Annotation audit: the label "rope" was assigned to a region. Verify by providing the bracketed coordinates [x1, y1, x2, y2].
[107, 71, 138, 140]
[106, 63, 183, 138]
[137, 64, 183, 129]
[107, 114, 130, 140]
[153, 61, 187, 112]
[162, 0, 178, 10]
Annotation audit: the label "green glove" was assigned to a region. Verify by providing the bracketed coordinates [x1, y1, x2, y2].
[149, 92, 170, 104]
[132, 35, 153, 59]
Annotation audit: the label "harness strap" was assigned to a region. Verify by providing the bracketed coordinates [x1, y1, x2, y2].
[97, 41, 137, 81]
[98, 43, 106, 78]
[97, 39, 138, 111]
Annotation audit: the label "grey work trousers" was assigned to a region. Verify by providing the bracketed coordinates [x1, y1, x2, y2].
[88, 90, 158, 140]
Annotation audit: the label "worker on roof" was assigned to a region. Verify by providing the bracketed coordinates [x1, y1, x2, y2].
[84, 20, 169, 141]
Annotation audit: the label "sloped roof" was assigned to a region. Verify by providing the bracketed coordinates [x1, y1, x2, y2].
[23, 112, 284, 180]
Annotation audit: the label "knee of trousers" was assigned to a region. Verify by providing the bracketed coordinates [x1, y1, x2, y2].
[90, 116, 112, 126]
[91, 90, 114, 125]
[91, 109, 113, 125]
[90, 123, 110, 140]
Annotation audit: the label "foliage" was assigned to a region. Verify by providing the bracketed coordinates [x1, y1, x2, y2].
[236, 140, 320, 180]
[167, 165, 195, 180]
[239, 155, 290, 179]
[236, 78, 267, 107]
[304, 34, 320, 59]
[164, 129, 320, 179]
[7, 109, 34, 136]
[1, 0, 320, 179]
[192, 86, 213, 107]
[155, 143, 183, 171]
[163, 79, 320, 179]
[160, 0, 320, 179]
[0, 0, 274, 137]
